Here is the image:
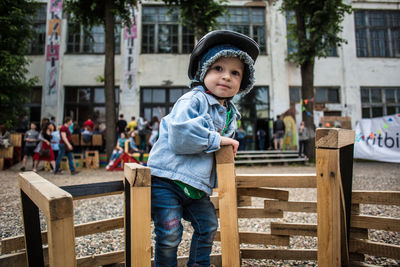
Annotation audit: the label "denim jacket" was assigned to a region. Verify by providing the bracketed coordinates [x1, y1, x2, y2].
[147, 85, 240, 196]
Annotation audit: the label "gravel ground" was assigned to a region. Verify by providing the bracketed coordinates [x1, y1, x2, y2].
[1, 160, 399, 266]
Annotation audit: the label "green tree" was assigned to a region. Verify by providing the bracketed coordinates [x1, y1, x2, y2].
[162, 0, 228, 39]
[63, 0, 137, 158]
[278, 0, 352, 157]
[0, 0, 37, 129]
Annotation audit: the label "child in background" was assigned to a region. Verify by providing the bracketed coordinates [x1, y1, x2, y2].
[106, 132, 127, 170]
[147, 30, 259, 267]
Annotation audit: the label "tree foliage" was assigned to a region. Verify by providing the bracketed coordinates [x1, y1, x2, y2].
[162, 0, 228, 38]
[279, 0, 352, 65]
[0, 0, 38, 128]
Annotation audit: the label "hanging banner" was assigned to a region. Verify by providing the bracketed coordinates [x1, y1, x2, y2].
[44, 0, 63, 106]
[354, 114, 400, 163]
[121, 7, 139, 105]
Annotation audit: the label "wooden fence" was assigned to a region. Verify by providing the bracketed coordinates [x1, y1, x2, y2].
[0, 128, 399, 266]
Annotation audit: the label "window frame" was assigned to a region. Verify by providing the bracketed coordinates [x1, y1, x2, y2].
[66, 21, 121, 54]
[140, 87, 191, 120]
[141, 6, 194, 54]
[289, 86, 341, 104]
[64, 86, 120, 125]
[355, 10, 400, 58]
[361, 87, 400, 118]
[27, 3, 47, 55]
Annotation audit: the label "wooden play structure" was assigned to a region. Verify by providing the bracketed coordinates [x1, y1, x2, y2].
[0, 128, 399, 266]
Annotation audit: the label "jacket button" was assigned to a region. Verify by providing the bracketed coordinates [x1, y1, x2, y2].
[219, 110, 223, 114]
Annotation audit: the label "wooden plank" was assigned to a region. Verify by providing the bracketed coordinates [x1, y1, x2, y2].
[350, 239, 400, 260]
[18, 172, 73, 219]
[215, 231, 289, 246]
[235, 158, 307, 164]
[60, 181, 124, 200]
[271, 223, 317, 237]
[215, 146, 240, 267]
[264, 200, 317, 213]
[124, 164, 151, 267]
[236, 153, 299, 158]
[350, 215, 400, 232]
[237, 208, 283, 218]
[77, 251, 124, 267]
[237, 188, 289, 201]
[236, 174, 316, 188]
[315, 128, 355, 149]
[237, 150, 298, 154]
[241, 248, 317, 260]
[352, 191, 400, 206]
[317, 148, 341, 267]
[1, 217, 124, 254]
[270, 223, 367, 239]
[0, 251, 27, 267]
[47, 216, 77, 267]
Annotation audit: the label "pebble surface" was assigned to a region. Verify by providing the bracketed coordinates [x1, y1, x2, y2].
[1, 161, 399, 266]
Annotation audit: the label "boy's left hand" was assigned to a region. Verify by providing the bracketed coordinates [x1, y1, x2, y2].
[220, 136, 239, 157]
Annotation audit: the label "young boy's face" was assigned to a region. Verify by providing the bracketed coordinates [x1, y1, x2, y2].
[204, 57, 244, 102]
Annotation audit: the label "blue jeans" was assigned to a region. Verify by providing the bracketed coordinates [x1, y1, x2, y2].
[55, 144, 75, 173]
[151, 176, 218, 267]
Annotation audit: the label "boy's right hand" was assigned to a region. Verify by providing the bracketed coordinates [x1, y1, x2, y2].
[220, 136, 239, 157]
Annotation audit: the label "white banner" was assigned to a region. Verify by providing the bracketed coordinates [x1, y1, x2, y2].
[354, 114, 400, 163]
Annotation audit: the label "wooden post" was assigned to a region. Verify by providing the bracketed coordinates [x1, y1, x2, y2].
[316, 128, 355, 267]
[215, 146, 241, 267]
[19, 171, 76, 267]
[124, 163, 151, 267]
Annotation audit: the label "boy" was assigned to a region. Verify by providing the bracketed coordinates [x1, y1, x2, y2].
[147, 30, 259, 267]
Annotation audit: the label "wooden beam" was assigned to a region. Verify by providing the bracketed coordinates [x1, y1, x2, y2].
[317, 148, 341, 266]
[240, 248, 317, 260]
[351, 215, 400, 232]
[236, 174, 316, 188]
[271, 223, 317, 237]
[215, 146, 240, 267]
[124, 163, 151, 267]
[77, 251, 124, 267]
[237, 188, 289, 201]
[60, 181, 124, 200]
[352, 191, 400, 206]
[1, 217, 124, 254]
[214, 231, 290, 246]
[350, 239, 400, 260]
[315, 128, 355, 149]
[264, 200, 317, 213]
[237, 208, 283, 218]
[18, 172, 73, 220]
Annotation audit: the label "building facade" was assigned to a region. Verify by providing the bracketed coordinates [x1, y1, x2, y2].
[26, 0, 400, 146]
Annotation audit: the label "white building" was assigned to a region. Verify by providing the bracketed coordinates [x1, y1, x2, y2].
[26, 0, 400, 146]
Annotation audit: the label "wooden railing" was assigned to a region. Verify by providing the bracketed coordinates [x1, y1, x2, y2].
[1, 128, 399, 266]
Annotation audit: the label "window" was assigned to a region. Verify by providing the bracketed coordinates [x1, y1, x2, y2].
[64, 87, 119, 125]
[218, 7, 267, 54]
[28, 3, 47, 54]
[141, 6, 267, 54]
[233, 86, 270, 119]
[141, 87, 191, 120]
[24, 87, 42, 126]
[361, 87, 400, 118]
[355, 10, 400, 57]
[289, 87, 340, 104]
[286, 11, 337, 57]
[66, 21, 121, 54]
[142, 6, 194, 54]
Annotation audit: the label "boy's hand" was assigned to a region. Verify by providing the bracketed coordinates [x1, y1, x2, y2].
[220, 136, 239, 157]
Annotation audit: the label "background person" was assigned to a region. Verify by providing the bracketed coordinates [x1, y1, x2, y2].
[54, 117, 79, 175]
[33, 123, 56, 172]
[273, 115, 285, 150]
[20, 123, 39, 171]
